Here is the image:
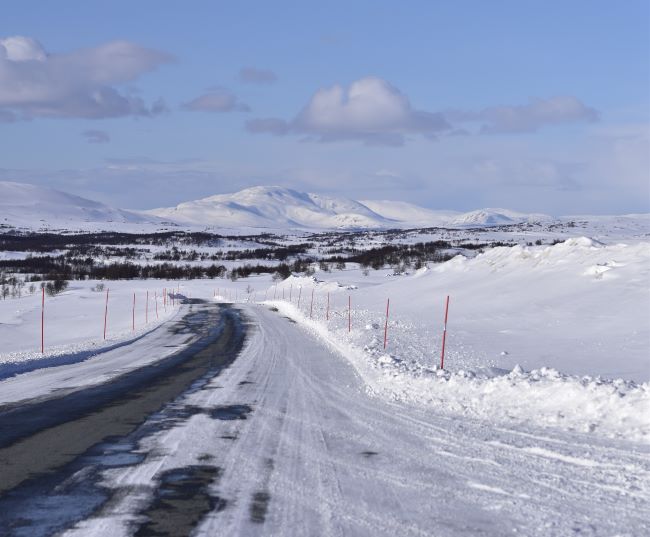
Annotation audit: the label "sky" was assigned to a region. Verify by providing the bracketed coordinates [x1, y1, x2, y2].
[0, 0, 648, 215]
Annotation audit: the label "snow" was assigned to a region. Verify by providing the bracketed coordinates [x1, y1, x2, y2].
[0, 280, 182, 380]
[53, 304, 650, 536]
[147, 185, 394, 229]
[0, 181, 163, 230]
[0, 234, 648, 534]
[0, 181, 581, 231]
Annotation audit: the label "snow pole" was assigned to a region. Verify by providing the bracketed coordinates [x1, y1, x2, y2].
[348, 295, 351, 333]
[41, 287, 45, 354]
[282, 288, 285, 300]
[298, 287, 302, 308]
[103, 288, 109, 340]
[146, 291, 149, 324]
[383, 298, 390, 349]
[132, 292, 136, 331]
[273, 285, 277, 300]
[290, 284, 293, 302]
[326, 292, 330, 321]
[155, 291, 158, 319]
[440, 295, 450, 369]
[264, 289, 268, 301]
[310, 288, 314, 319]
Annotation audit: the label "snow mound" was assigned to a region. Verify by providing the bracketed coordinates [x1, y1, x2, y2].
[272, 301, 650, 443]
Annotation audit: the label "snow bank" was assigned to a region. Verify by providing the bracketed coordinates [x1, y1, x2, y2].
[271, 300, 650, 443]
[262, 237, 650, 442]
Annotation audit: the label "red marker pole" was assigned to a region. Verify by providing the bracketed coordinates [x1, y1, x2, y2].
[155, 291, 159, 319]
[326, 292, 330, 321]
[348, 296, 351, 333]
[146, 291, 149, 324]
[310, 288, 314, 319]
[383, 298, 390, 349]
[440, 295, 450, 369]
[289, 284, 293, 302]
[41, 287, 45, 354]
[103, 288, 109, 340]
[298, 287, 302, 308]
[132, 292, 136, 331]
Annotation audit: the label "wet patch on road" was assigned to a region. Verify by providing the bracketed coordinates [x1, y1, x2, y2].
[249, 491, 271, 524]
[0, 303, 249, 536]
[210, 404, 253, 421]
[134, 465, 226, 537]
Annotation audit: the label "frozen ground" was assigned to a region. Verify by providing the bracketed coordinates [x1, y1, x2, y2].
[0, 233, 648, 535]
[1, 302, 648, 536]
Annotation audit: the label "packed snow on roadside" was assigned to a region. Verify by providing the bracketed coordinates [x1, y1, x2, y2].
[263, 237, 650, 443]
[0, 280, 184, 378]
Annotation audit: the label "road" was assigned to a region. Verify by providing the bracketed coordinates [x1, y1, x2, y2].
[0, 301, 648, 536]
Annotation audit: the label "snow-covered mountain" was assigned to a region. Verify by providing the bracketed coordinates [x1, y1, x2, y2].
[149, 188, 557, 230]
[448, 208, 554, 227]
[148, 186, 395, 229]
[0, 181, 560, 231]
[359, 200, 459, 228]
[0, 181, 162, 230]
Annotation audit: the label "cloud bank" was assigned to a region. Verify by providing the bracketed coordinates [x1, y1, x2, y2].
[182, 88, 250, 112]
[448, 96, 599, 134]
[0, 36, 172, 121]
[247, 77, 451, 146]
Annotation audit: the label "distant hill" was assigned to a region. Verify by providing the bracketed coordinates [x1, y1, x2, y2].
[1, 181, 560, 231]
[0, 181, 163, 230]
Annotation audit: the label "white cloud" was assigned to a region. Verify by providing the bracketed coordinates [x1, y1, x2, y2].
[0, 36, 172, 120]
[448, 96, 599, 134]
[246, 77, 450, 146]
[182, 88, 249, 112]
[238, 67, 277, 84]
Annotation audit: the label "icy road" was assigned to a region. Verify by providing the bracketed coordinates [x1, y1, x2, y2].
[0, 300, 647, 536]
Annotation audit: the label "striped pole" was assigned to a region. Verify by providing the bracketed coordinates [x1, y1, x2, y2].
[41, 287, 45, 354]
[310, 288, 314, 319]
[440, 295, 450, 369]
[348, 295, 351, 332]
[383, 298, 390, 349]
[132, 292, 135, 331]
[103, 288, 109, 340]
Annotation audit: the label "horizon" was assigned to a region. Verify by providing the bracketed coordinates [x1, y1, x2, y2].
[1, 1, 648, 215]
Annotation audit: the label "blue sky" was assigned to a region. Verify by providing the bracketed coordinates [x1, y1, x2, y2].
[1, 0, 648, 214]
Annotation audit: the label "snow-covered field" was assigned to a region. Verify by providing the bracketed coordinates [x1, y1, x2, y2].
[2, 235, 648, 442]
[1, 225, 649, 535]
